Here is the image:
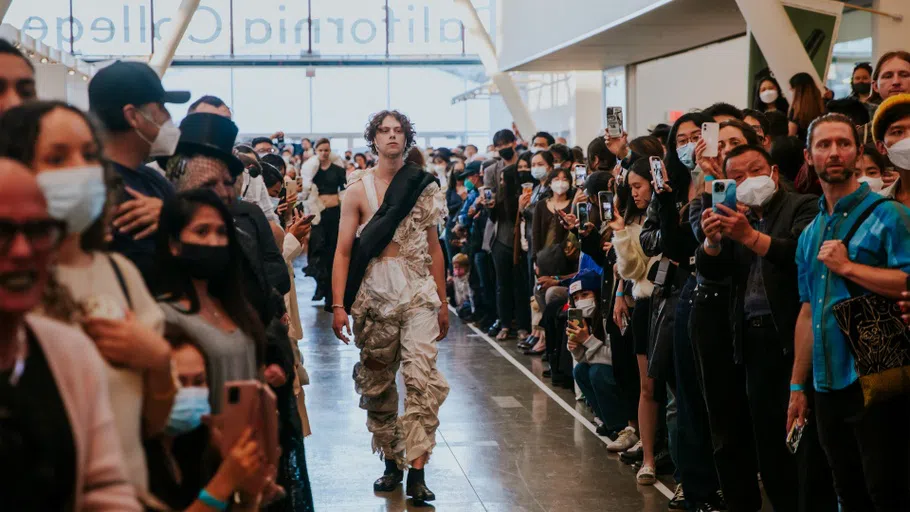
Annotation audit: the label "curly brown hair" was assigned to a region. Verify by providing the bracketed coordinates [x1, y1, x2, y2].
[364, 110, 416, 155]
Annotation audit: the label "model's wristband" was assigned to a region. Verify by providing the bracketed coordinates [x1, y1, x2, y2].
[615, 291, 624, 297]
[790, 383, 806, 393]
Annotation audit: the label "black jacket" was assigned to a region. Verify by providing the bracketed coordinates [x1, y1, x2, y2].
[231, 200, 291, 296]
[640, 187, 699, 279]
[695, 188, 818, 357]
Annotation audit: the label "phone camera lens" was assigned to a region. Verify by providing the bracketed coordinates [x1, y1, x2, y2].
[714, 182, 723, 193]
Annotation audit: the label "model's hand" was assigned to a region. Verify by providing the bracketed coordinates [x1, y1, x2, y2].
[435, 307, 450, 341]
[332, 308, 352, 344]
[818, 240, 852, 276]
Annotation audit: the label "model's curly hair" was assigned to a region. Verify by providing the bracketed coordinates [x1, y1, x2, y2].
[364, 110, 416, 155]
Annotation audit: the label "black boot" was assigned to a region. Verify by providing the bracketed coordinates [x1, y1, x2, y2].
[373, 459, 403, 492]
[405, 468, 435, 504]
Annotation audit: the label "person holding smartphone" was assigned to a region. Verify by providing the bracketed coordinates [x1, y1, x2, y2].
[565, 271, 631, 440]
[699, 144, 835, 511]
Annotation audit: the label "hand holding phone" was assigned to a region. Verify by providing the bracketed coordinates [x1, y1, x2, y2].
[711, 179, 737, 215]
[786, 417, 807, 454]
[702, 122, 720, 158]
[649, 157, 668, 192]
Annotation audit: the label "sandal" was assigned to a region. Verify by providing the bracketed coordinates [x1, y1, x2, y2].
[636, 465, 656, 486]
[495, 328, 511, 341]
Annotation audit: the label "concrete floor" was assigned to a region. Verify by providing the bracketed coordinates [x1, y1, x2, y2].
[295, 271, 675, 512]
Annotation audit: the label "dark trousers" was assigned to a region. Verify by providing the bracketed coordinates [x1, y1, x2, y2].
[743, 320, 837, 512]
[491, 241, 531, 332]
[691, 284, 761, 511]
[606, 317, 640, 425]
[472, 250, 497, 323]
[316, 205, 340, 294]
[815, 381, 910, 512]
[574, 362, 627, 432]
[542, 295, 571, 383]
[673, 277, 721, 503]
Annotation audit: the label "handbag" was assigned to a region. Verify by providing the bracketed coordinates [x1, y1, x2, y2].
[832, 198, 910, 406]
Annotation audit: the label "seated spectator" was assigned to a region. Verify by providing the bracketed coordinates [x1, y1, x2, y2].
[566, 270, 632, 440]
[0, 160, 140, 510]
[451, 253, 474, 320]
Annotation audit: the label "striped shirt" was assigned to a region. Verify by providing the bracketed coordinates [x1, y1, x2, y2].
[796, 183, 910, 392]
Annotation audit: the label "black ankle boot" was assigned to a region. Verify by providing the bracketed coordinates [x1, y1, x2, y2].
[373, 459, 403, 492]
[406, 468, 436, 503]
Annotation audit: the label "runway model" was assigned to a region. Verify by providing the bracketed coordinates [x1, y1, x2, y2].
[331, 110, 450, 504]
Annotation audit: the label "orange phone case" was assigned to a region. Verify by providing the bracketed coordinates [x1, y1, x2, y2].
[220, 380, 280, 469]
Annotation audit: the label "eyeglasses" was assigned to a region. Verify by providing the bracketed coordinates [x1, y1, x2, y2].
[0, 219, 67, 254]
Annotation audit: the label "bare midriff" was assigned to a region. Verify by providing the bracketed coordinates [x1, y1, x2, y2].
[321, 194, 340, 208]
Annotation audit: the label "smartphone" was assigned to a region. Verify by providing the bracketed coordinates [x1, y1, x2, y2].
[702, 122, 720, 158]
[576, 202, 590, 226]
[219, 381, 280, 468]
[607, 106, 624, 138]
[619, 313, 630, 336]
[574, 165, 588, 188]
[483, 187, 494, 202]
[712, 179, 737, 215]
[786, 418, 807, 454]
[294, 202, 305, 215]
[598, 191, 614, 222]
[567, 308, 584, 324]
[649, 157, 667, 190]
[301, 213, 316, 225]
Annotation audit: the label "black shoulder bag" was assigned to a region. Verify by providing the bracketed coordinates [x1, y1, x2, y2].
[832, 198, 910, 406]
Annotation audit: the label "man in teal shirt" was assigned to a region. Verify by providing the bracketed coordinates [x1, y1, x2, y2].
[791, 113, 910, 511]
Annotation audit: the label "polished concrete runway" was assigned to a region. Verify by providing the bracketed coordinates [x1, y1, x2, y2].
[295, 273, 673, 511]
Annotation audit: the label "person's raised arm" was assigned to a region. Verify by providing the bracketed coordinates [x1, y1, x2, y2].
[331, 183, 364, 343]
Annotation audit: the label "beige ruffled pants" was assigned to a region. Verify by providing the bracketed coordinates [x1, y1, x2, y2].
[350, 258, 449, 469]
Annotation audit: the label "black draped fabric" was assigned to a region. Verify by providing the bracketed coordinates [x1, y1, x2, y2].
[344, 163, 438, 311]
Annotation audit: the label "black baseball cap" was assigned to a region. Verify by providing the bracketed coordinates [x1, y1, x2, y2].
[89, 61, 190, 112]
[458, 160, 482, 180]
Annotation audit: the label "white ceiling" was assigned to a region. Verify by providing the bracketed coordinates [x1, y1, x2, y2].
[501, 0, 747, 72]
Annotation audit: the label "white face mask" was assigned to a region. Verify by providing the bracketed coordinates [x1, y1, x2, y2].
[886, 137, 910, 171]
[759, 89, 779, 104]
[36, 166, 107, 235]
[529, 146, 542, 154]
[531, 166, 548, 181]
[269, 196, 281, 209]
[576, 297, 597, 318]
[736, 172, 776, 207]
[137, 111, 181, 158]
[550, 180, 570, 195]
[856, 175, 885, 192]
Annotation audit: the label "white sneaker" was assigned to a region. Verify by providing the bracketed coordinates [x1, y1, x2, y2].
[606, 426, 639, 453]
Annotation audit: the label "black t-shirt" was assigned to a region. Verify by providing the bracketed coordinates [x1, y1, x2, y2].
[312, 163, 347, 196]
[108, 161, 176, 292]
[0, 332, 76, 510]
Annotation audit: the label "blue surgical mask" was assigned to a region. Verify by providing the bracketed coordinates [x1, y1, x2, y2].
[270, 196, 281, 209]
[531, 166, 548, 181]
[36, 166, 106, 235]
[676, 142, 696, 170]
[165, 386, 211, 436]
[465, 179, 476, 192]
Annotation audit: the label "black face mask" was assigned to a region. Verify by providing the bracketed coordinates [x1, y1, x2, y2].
[853, 82, 872, 96]
[498, 147, 515, 161]
[178, 243, 230, 281]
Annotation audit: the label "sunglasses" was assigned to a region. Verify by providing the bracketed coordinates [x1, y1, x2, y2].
[0, 219, 67, 254]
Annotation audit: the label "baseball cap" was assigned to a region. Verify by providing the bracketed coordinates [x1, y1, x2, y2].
[89, 61, 190, 113]
[458, 160, 482, 180]
[568, 270, 601, 296]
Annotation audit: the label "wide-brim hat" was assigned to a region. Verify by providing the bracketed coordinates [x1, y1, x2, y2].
[174, 113, 244, 178]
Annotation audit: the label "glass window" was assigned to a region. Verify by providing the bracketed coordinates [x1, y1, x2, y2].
[311, 67, 389, 133]
[310, 0, 386, 57]
[230, 67, 312, 134]
[387, 0, 463, 56]
[231, 0, 309, 56]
